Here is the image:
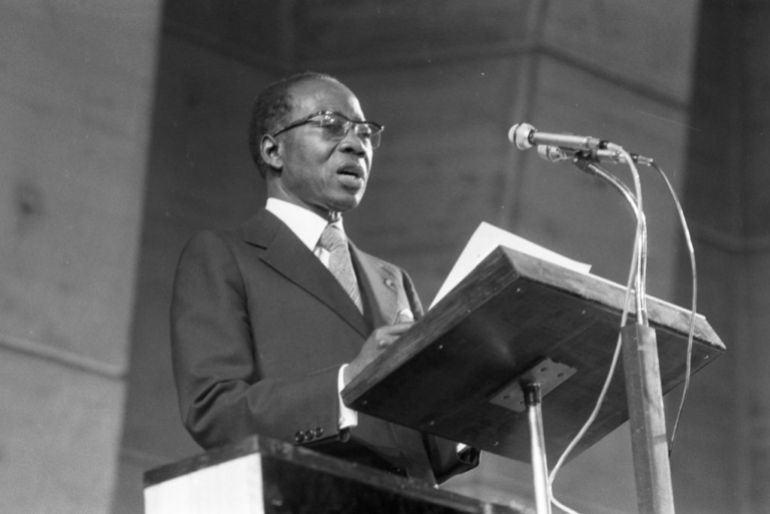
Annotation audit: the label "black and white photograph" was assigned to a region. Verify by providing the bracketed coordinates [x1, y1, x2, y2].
[1, 1, 767, 513]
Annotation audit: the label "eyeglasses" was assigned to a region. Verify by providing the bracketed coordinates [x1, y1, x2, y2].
[271, 111, 384, 149]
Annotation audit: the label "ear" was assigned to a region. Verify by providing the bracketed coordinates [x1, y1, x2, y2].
[260, 134, 283, 171]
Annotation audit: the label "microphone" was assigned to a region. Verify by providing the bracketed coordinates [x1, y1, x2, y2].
[537, 145, 653, 166]
[508, 122, 607, 151]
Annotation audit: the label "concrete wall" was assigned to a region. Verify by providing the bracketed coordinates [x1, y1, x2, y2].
[679, 2, 770, 512]
[0, 1, 161, 512]
[113, 32, 273, 513]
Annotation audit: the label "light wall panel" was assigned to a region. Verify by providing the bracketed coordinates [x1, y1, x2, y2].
[0, 1, 162, 512]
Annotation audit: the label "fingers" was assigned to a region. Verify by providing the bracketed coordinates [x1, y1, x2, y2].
[349, 319, 415, 382]
[394, 308, 414, 323]
[374, 332, 399, 349]
[363, 317, 416, 358]
[381, 322, 413, 334]
[373, 322, 413, 349]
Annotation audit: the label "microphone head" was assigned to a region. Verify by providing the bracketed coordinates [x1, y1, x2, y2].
[508, 122, 536, 150]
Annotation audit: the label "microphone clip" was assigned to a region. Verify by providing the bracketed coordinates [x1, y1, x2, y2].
[537, 145, 653, 167]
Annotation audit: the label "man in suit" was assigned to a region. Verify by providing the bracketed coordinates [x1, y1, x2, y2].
[170, 72, 477, 484]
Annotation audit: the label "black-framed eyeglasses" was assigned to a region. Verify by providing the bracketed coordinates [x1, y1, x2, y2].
[271, 111, 384, 149]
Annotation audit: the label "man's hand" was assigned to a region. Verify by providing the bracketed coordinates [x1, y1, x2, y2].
[343, 322, 413, 384]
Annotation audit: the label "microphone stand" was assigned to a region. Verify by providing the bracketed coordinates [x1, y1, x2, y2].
[525, 383, 551, 514]
[572, 157, 675, 514]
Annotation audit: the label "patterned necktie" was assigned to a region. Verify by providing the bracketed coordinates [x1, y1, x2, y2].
[318, 224, 363, 312]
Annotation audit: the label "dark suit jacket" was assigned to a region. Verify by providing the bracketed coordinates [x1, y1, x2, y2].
[170, 209, 477, 483]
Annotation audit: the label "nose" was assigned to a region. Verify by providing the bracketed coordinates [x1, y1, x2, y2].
[338, 128, 370, 156]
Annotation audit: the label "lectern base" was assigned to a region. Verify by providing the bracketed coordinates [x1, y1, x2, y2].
[144, 435, 523, 514]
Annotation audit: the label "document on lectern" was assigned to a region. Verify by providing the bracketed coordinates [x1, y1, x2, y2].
[430, 221, 592, 309]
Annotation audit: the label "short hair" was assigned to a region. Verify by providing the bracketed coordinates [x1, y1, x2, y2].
[248, 71, 340, 177]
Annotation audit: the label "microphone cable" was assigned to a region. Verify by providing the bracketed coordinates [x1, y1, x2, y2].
[647, 160, 698, 455]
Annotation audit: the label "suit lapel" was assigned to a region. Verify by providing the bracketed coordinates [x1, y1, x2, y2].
[242, 210, 370, 338]
[351, 244, 402, 329]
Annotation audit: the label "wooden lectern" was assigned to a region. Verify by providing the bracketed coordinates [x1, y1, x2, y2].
[145, 247, 723, 513]
[342, 246, 725, 511]
[144, 435, 522, 514]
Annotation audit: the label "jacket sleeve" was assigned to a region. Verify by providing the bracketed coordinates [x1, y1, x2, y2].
[170, 231, 342, 450]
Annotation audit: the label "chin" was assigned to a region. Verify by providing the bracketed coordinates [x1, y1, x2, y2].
[330, 196, 362, 213]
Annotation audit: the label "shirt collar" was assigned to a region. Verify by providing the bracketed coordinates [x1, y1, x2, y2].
[266, 198, 345, 251]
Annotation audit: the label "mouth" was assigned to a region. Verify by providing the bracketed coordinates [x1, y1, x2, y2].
[336, 163, 365, 180]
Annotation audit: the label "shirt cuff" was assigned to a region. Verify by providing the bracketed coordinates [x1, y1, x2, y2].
[338, 364, 358, 429]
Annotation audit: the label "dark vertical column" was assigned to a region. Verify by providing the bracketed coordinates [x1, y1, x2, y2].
[679, 1, 770, 512]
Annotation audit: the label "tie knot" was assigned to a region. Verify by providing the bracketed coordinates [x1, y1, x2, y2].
[318, 224, 347, 252]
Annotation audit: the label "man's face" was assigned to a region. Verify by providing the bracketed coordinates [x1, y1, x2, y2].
[270, 78, 374, 219]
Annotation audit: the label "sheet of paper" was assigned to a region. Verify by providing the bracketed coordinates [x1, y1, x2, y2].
[430, 222, 592, 309]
